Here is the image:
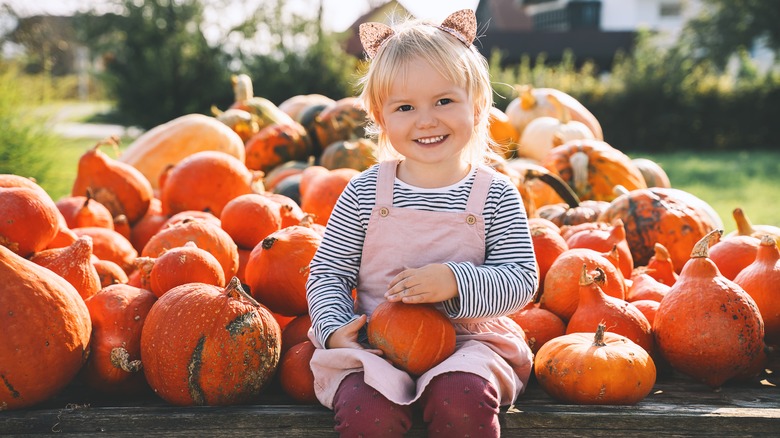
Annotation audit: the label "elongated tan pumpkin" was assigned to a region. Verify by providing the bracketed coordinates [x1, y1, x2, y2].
[119, 114, 245, 191]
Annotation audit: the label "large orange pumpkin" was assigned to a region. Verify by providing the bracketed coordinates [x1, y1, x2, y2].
[140, 278, 281, 406]
[83, 283, 156, 394]
[220, 193, 283, 250]
[598, 188, 719, 270]
[0, 244, 91, 410]
[299, 166, 359, 225]
[653, 230, 766, 387]
[244, 225, 322, 316]
[160, 150, 261, 218]
[534, 323, 656, 405]
[367, 301, 456, 376]
[142, 241, 226, 298]
[0, 186, 60, 257]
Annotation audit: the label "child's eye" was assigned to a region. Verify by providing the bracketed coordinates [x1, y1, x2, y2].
[397, 104, 413, 112]
[437, 98, 453, 106]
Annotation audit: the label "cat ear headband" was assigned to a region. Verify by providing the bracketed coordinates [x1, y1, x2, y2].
[359, 9, 477, 59]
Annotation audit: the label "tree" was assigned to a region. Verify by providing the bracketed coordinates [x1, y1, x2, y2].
[75, 0, 234, 129]
[683, 0, 780, 69]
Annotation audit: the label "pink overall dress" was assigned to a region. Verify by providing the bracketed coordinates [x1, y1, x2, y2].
[309, 160, 533, 409]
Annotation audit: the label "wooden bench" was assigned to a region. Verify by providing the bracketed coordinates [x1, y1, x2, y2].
[2, 362, 778, 437]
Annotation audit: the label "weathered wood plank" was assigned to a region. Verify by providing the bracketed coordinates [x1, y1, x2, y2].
[2, 361, 778, 437]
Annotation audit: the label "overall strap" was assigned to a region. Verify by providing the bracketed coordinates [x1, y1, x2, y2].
[465, 165, 496, 215]
[375, 160, 399, 205]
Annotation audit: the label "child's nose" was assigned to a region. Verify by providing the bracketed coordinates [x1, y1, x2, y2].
[416, 110, 438, 129]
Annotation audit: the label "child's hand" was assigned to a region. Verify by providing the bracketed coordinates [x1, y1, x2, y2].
[325, 314, 383, 355]
[385, 264, 458, 304]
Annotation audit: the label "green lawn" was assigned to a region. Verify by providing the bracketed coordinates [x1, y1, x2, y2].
[629, 150, 780, 234]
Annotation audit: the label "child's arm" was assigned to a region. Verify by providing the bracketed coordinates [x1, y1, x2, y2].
[306, 178, 370, 349]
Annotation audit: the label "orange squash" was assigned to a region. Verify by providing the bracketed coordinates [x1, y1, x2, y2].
[140, 278, 281, 406]
[72, 227, 138, 274]
[281, 314, 312, 355]
[0, 244, 91, 410]
[734, 235, 780, 347]
[83, 283, 156, 394]
[244, 225, 322, 316]
[56, 190, 115, 230]
[653, 230, 766, 387]
[508, 302, 566, 354]
[160, 150, 261, 218]
[626, 272, 671, 303]
[144, 241, 226, 298]
[566, 266, 654, 355]
[278, 340, 318, 404]
[30, 236, 102, 300]
[367, 301, 456, 376]
[534, 323, 655, 405]
[299, 166, 359, 226]
[0, 186, 60, 257]
[72, 138, 154, 225]
[564, 219, 634, 279]
[220, 193, 283, 250]
[708, 234, 760, 280]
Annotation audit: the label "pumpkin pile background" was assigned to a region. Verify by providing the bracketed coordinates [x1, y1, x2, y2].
[1, 75, 778, 411]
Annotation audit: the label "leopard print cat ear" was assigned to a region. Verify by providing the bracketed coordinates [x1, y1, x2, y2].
[359, 22, 395, 59]
[439, 9, 477, 47]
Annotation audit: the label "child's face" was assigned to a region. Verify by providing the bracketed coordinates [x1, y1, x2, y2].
[380, 57, 475, 167]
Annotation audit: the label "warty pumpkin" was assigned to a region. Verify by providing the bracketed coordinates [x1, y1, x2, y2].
[244, 122, 312, 174]
[0, 244, 91, 410]
[653, 230, 766, 387]
[140, 277, 281, 406]
[534, 323, 656, 405]
[319, 138, 379, 172]
[367, 301, 456, 376]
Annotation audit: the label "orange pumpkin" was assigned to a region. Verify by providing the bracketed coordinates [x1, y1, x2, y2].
[708, 234, 760, 280]
[0, 244, 91, 410]
[220, 193, 283, 250]
[83, 283, 156, 394]
[727, 207, 780, 245]
[529, 224, 569, 296]
[72, 138, 154, 225]
[564, 219, 634, 279]
[30, 236, 102, 300]
[534, 323, 656, 405]
[129, 198, 166, 254]
[626, 272, 670, 303]
[278, 340, 318, 404]
[93, 258, 130, 287]
[142, 218, 239, 280]
[73, 227, 138, 274]
[488, 106, 520, 158]
[598, 188, 719, 270]
[367, 301, 456, 376]
[508, 302, 566, 354]
[281, 314, 312, 355]
[566, 266, 654, 355]
[140, 278, 281, 406]
[540, 247, 626, 321]
[244, 225, 322, 316]
[56, 190, 115, 230]
[144, 241, 226, 298]
[643, 243, 679, 285]
[299, 166, 359, 226]
[313, 97, 368, 154]
[653, 230, 766, 387]
[0, 186, 60, 257]
[734, 235, 780, 347]
[160, 150, 261, 218]
[541, 139, 647, 202]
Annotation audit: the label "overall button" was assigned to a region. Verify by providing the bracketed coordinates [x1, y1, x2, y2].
[466, 214, 476, 225]
[379, 207, 389, 217]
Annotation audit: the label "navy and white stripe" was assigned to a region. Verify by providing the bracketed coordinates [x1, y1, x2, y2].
[306, 164, 539, 348]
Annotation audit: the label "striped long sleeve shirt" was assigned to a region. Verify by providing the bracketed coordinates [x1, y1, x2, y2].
[306, 164, 539, 348]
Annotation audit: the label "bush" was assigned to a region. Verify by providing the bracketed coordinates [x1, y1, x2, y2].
[0, 63, 58, 186]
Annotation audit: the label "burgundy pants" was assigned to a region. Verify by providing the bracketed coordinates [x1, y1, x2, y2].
[332, 371, 500, 438]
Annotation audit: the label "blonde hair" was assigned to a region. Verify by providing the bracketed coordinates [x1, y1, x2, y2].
[358, 16, 494, 165]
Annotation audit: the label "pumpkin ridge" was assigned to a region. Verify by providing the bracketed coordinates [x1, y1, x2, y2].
[187, 336, 207, 405]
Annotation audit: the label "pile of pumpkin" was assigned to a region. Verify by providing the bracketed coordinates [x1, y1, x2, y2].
[2, 75, 779, 411]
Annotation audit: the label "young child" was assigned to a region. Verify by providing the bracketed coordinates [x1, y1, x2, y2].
[306, 9, 538, 437]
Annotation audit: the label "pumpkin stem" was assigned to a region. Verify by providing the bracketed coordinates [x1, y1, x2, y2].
[110, 347, 142, 373]
[654, 242, 671, 262]
[760, 234, 776, 247]
[579, 264, 594, 286]
[518, 85, 536, 110]
[569, 151, 589, 195]
[690, 229, 723, 258]
[547, 94, 571, 125]
[592, 323, 607, 347]
[593, 267, 607, 286]
[525, 168, 581, 208]
[732, 208, 756, 236]
[232, 74, 254, 102]
[225, 276, 261, 307]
